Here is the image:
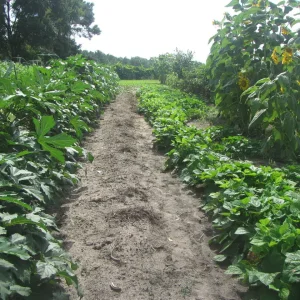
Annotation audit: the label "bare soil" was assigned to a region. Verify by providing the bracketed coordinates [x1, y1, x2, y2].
[59, 91, 247, 300]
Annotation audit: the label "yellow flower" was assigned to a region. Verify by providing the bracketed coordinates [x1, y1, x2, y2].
[238, 73, 250, 91]
[252, 0, 262, 7]
[271, 49, 279, 65]
[244, 20, 252, 25]
[282, 48, 293, 65]
[285, 48, 293, 55]
[281, 27, 289, 35]
[280, 86, 285, 93]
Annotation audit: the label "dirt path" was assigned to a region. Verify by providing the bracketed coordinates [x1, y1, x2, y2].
[59, 91, 246, 300]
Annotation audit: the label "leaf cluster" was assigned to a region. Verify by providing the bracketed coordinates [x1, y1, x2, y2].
[208, 0, 300, 159]
[0, 55, 119, 299]
[138, 85, 300, 300]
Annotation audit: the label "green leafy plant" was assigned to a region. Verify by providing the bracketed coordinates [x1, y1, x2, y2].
[0, 55, 119, 298]
[138, 84, 300, 299]
[207, 0, 300, 159]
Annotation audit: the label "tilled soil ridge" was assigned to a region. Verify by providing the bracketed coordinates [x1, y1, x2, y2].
[60, 91, 246, 300]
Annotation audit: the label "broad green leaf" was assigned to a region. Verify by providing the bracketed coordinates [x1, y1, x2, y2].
[40, 142, 65, 163]
[16, 150, 37, 157]
[255, 271, 279, 286]
[259, 219, 271, 226]
[5, 216, 48, 231]
[214, 255, 227, 262]
[284, 6, 293, 14]
[0, 196, 32, 211]
[283, 251, 300, 283]
[249, 109, 267, 129]
[46, 242, 61, 253]
[290, 199, 300, 216]
[87, 152, 94, 163]
[0, 259, 16, 270]
[258, 81, 276, 101]
[272, 129, 282, 142]
[279, 288, 290, 300]
[0, 281, 10, 300]
[0, 240, 30, 260]
[70, 116, 90, 139]
[235, 227, 250, 235]
[41, 183, 51, 199]
[0, 97, 12, 109]
[41, 133, 76, 148]
[9, 167, 36, 183]
[283, 113, 295, 139]
[225, 265, 243, 275]
[10, 285, 31, 297]
[10, 234, 26, 244]
[66, 147, 79, 156]
[250, 238, 266, 247]
[22, 186, 44, 202]
[285, 250, 300, 265]
[220, 238, 235, 253]
[0, 213, 18, 222]
[0, 227, 7, 235]
[36, 261, 57, 279]
[275, 72, 289, 86]
[34, 115, 55, 138]
[279, 221, 290, 235]
[255, 78, 271, 85]
[71, 81, 90, 93]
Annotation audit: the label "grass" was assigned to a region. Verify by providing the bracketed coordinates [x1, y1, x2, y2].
[120, 79, 159, 86]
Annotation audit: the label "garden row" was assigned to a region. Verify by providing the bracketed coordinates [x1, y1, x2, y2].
[0, 56, 119, 299]
[138, 85, 300, 300]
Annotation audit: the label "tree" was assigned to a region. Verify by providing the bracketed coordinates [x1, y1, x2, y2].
[153, 53, 174, 84]
[173, 48, 194, 79]
[0, 0, 100, 59]
[0, 0, 7, 57]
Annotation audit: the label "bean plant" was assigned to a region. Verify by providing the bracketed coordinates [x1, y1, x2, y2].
[138, 85, 300, 300]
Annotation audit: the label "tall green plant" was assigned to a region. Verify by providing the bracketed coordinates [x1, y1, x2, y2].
[207, 0, 300, 159]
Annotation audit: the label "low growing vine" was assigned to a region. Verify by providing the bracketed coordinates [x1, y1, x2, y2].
[138, 85, 300, 300]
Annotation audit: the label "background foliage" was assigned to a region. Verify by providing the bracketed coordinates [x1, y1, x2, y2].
[152, 49, 211, 100]
[0, 0, 100, 60]
[82, 50, 156, 80]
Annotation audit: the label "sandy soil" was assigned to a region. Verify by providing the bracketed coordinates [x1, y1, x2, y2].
[59, 91, 246, 300]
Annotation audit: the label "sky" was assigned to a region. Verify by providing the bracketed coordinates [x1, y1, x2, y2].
[77, 0, 231, 63]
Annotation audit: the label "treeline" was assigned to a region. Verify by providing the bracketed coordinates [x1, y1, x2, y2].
[82, 49, 211, 100]
[81, 50, 156, 80]
[154, 49, 211, 100]
[0, 0, 99, 60]
[81, 50, 153, 67]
